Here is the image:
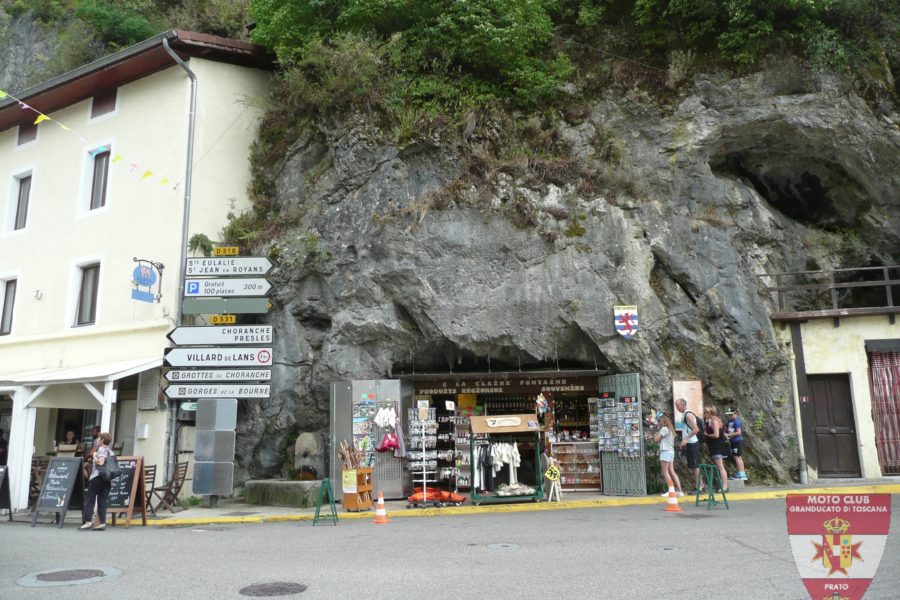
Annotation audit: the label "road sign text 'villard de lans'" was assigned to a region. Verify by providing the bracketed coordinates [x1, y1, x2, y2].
[163, 347, 273, 367]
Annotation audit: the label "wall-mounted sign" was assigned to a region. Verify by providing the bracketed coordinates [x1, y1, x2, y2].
[184, 278, 272, 298]
[185, 256, 273, 276]
[163, 347, 273, 367]
[164, 384, 271, 399]
[486, 417, 521, 428]
[167, 325, 274, 345]
[131, 259, 163, 304]
[614, 305, 639, 339]
[415, 376, 599, 396]
[165, 369, 272, 383]
[214, 246, 240, 256]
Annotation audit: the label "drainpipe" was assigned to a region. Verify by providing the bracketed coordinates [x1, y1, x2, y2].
[162, 35, 197, 482]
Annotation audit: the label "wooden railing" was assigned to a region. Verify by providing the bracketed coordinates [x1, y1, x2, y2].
[757, 265, 900, 324]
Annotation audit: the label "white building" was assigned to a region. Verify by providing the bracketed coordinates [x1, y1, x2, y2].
[0, 30, 270, 511]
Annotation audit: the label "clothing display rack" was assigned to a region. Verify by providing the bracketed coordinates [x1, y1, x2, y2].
[406, 407, 442, 509]
[468, 414, 544, 506]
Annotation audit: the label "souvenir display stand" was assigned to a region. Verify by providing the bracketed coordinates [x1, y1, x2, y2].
[469, 414, 544, 506]
[406, 407, 441, 508]
[549, 441, 601, 491]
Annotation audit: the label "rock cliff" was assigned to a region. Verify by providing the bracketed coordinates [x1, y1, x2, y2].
[235, 64, 900, 485]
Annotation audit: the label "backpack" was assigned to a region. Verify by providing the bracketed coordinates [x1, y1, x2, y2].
[685, 411, 704, 442]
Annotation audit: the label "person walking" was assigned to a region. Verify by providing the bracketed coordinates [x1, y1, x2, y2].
[81, 432, 113, 531]
[724, 408, 747, 480]
[654, 411, 683, 496]
[704, 407, 729, 493]
[675, 398, 702, 492]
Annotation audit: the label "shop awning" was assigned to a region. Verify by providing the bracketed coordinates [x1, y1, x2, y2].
[0, 356, 162, 387]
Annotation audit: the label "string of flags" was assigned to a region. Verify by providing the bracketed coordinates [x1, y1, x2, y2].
[0, 88, 181, 191]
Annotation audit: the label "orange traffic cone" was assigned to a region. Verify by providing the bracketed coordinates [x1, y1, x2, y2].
[373, 492, 390, 524]
[664, 486, 683, 513]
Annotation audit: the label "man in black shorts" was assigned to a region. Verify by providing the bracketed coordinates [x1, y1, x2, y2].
[676, 398, 702, 491]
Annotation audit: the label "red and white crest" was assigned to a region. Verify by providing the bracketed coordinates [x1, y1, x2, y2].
[787, 494, 891, 600]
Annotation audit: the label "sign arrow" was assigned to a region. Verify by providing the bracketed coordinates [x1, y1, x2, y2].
[163, 347, 273, 367]
[164, 384, 271, 399]
[167, 325, 274, 345]
[182, 297, 272, 315]
[165, 369, 272, 383]
[184, 278, 271, 298]
[185, 256, 273, 276]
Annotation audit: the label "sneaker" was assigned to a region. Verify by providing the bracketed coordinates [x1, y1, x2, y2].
[92, 523, 106, 531]
[729, 475, 741, 480]
[79, 522, 92, 531]
[738, 472, 748, 480]
[660, 491, 671, 497]
[676, 491, 685, 497]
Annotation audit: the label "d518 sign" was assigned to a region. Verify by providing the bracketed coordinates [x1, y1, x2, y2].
[164, 384, 271, 399]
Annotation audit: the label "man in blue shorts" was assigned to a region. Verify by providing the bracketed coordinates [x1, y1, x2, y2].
[724, 408, 747, 480]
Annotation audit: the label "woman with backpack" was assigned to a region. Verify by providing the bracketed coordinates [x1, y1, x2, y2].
[653, 411, 683, 497]
[703, 406, 730, 493]
[81, 432, 113, 531]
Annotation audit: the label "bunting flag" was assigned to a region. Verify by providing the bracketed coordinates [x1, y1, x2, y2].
[1, 88, 182, 192]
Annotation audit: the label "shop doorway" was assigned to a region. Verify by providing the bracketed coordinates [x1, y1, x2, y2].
[807, 374, 861, 477]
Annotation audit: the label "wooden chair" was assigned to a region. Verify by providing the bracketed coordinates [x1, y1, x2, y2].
[112, 442, 124, 454]
[144, 464, 157, 517]
[151, 462, 189, 513]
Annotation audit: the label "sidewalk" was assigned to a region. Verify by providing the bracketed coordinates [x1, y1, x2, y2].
[140, 478, 900, 527]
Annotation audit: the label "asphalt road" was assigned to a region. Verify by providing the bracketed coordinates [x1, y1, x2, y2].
[1, 496, 898, 599]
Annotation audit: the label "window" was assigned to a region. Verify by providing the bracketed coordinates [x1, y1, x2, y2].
[17, 122, 37, 145]
[89, 151, 110, 210]
[75, 264, 99, 326]
[1, 279, 15, 335]
[14, 175, 30, 230]
[91, 89, 117, 119]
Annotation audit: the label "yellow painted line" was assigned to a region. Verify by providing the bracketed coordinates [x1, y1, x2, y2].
[146, 484, 900, 526]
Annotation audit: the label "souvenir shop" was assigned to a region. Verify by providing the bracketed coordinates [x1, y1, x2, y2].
[329, 372, 647, 505]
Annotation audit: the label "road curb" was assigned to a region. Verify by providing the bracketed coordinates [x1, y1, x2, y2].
[146, 483, 900, 527]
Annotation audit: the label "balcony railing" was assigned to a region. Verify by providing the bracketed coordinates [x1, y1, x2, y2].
[757, 265, 900, 325]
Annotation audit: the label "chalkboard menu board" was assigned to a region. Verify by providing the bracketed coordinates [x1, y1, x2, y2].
[31, 458, 84, 528]
[109, 456, 147, 527]
[0, 465, 11, 520]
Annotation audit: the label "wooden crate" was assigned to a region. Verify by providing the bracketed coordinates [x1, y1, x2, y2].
[342, 467, 373, 511]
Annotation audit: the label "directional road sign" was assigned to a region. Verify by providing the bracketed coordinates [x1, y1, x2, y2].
[164, 384, 271, 399]
[163, 347, 273, 367]
[184, 278, 271, 298]
[167, 325, 274, 345]
[165, 369, 272, 383]
[182, 297, 272, 315]
[185, 256, 273, 276]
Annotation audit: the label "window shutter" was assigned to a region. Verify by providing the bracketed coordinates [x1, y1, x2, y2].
[91, 88, 118, 118]
[138, 368, 161, 410]
[17, 122, 37, 145]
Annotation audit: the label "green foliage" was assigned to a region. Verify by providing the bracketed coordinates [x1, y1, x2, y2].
[75, 0, 155, 47]
[166, 0, 252, 39]
[188, 233, 214, 257]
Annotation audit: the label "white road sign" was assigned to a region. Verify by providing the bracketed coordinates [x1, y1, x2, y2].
[165, 369, 272, 383]
[167, 325, 273, 345]
[185, 257, 273, 276]
[164, 347, 273, 367]
[164, 384, 271, 399]
[184, 278, 271, 297]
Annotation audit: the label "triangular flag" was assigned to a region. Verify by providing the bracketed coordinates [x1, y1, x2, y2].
[0, 90, 7, 99]
[129, 163, 138, 172]
[112, 154, 123, 163]
[140, 170, 153, 180]
[34, 114, 50, 125]
[59, 124, 71, 132]
[159, 178, 170, 186]
[19, 101, 28, 110]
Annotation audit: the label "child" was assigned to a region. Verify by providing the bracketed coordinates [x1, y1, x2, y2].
[654, 410, 683, 496]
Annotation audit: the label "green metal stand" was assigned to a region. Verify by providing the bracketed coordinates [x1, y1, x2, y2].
[313, 478, 338, 526]
[695, 464, 729, 510]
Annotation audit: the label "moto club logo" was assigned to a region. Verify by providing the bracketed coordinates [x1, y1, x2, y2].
[787, 494, 891, 600]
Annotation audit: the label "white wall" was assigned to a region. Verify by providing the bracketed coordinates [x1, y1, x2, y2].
[780, 315, 900, 479]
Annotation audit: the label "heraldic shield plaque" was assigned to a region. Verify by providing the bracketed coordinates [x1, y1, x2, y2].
[787, 494, 892, 600]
